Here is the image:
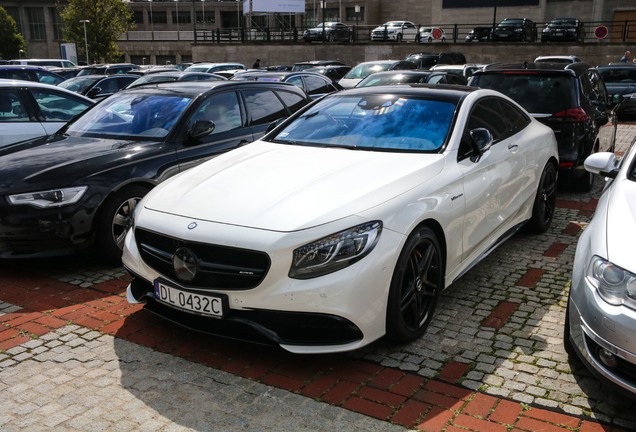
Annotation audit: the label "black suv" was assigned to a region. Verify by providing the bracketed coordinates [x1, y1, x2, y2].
[492, 18, 536, 42]
[404, 52, 466, 70]
[541, 18, 585, 42]
[469, 62, 619, 191]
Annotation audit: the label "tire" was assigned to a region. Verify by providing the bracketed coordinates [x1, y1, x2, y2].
[396, 33, 402, 43]
[386, 226, 443, 342]
[428, 37, 432, 43]
[96, 185, 150, 264]
[327, 33, 335, 42]
[574, 168, 594, 192]
[564, 300, 575, 356]
[527, 163, 557, 233]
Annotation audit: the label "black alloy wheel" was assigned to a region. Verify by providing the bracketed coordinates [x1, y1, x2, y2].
[528, 162, 557, 233]
[386, 226, 443, 342]
[97, 185, 150, 263]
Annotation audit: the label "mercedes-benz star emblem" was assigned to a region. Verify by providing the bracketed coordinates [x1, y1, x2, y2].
[188, 222, 198, 230]
[173, 247, 198, 282]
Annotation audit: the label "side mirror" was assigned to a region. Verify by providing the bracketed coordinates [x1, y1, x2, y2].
[611, 93, 625, 106]
[469, 128, 493, 162]
[188, 120, 215, 139]
[584, 152, 618, 178]
[87, 87, 102, 98]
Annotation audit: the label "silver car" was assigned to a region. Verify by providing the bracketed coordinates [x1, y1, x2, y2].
[566, 139, 636, 396]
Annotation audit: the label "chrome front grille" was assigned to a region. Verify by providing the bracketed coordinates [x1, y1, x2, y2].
[135, 228, 270, 290]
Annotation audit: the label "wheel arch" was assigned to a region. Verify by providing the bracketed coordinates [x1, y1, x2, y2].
[92, 179, 156, 232]
[407, 218, 448, 286]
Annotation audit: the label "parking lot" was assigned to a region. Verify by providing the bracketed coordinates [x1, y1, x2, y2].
[1, 122, 635, 431]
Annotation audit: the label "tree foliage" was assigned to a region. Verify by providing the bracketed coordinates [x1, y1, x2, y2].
[58, 0, 133, 64]
[0, 7, 26, 60]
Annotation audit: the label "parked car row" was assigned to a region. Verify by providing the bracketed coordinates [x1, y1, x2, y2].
[1, 53, 634, 397]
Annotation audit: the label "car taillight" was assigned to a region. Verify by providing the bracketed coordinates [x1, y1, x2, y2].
[551, 108, 589, 122]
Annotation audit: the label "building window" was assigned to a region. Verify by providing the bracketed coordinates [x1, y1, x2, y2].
[132, 11, 143, 25]
[172, 11, 191, 25]
[345, 7, 365, 22]
[152, 11, 167, 24]
[302, 10, 317, 28]
[197, 11, 215, 25]
[5, 7, 21, 34]
[26, 8, 46, 41]
[50, 8, 64, 40]
[323, 8, 339, 22]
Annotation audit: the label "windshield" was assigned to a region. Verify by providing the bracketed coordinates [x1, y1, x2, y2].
[343, 63, 392, 80]
[128, 75, 179, 87]
[58, 77, 100, 93]
[315, 23, 336, 28]
[598, 68, 636, 83]
[549, 19, 577, 27]
[499, 19, 523, 26]
[357, 73, 427, 87]
[268, 94, 455, 152]
[383, 22, 404, 27]
[77, 67, 106, 76]
[66, 93, 193, 139]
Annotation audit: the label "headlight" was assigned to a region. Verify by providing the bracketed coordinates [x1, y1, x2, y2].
[289, 221, 382, 279]
[587, 256, 636, 309]
[7, 186, 88, 208]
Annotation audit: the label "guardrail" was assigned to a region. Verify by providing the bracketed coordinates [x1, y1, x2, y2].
[119, 20, 636, 43]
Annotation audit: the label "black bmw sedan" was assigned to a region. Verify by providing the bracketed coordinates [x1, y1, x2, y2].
[0, 81, 311, 262]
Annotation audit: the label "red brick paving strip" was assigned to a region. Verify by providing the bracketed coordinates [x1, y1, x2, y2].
[544, 242, 569, 258]
[517, 268, 545, 287]
[481, 301, 519, 329]
[1, 268, 631, 432]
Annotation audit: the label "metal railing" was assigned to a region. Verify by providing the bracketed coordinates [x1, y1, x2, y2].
[118, 20, 636, 43]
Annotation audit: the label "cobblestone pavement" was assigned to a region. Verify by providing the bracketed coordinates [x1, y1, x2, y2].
[1, 124, 635, 431]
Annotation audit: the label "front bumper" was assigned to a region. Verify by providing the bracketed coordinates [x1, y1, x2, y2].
[0, 200, 94, 258]
[568, 296, 636, 396]
[122, 211, 404, 354]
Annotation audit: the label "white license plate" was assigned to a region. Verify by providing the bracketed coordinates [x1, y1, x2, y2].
[154, 280, 224, 318]
[556, 32, 563, 36]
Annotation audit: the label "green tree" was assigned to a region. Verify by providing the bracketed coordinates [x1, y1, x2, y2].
[0, 7, 26, 60]
[58, 0, 133, 64]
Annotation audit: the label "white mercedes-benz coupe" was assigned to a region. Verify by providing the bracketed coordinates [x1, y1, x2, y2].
[123, 85, 559, 354]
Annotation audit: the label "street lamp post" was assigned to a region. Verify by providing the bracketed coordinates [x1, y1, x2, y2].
[174, 0, 180, 38]
[18, 49, 24, 59]
[149, 0, 154, 39]
[79, 20, 89, 65]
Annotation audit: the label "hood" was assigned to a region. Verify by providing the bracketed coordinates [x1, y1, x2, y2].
[605, 178, 636, 271]
[0, 134, 163, 193]
[144, 141, 445, 232]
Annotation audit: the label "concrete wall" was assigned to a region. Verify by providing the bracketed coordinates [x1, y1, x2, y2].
[116, 40, 633, 68]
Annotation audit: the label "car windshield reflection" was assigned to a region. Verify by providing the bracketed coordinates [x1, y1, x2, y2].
[269, 95, 455, 152]
[66, 93, 193, 139]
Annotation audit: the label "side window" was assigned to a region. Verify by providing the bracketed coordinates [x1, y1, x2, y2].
[242, 89, 287, 126]
[499, 99, 530, 136]
[30, 89, 93, 122]
[428, 74, 445, 84]
[98, 78, 119, 93]
[276, 90, 308, 113]
[460, 98, 506, 160]
[286, 76, 304, 90]
[303, 76, 334, 95]
[0, 89, 30, 122]
[190, 91, 242, 134]
[33, 70, 63, 85]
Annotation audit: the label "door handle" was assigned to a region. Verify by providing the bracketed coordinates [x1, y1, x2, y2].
[508, 144, 518, 152]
